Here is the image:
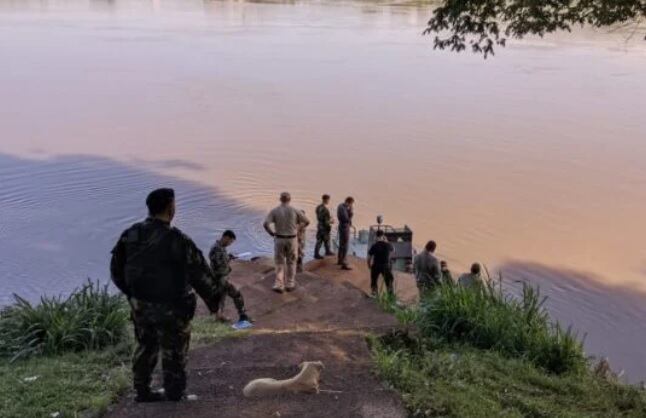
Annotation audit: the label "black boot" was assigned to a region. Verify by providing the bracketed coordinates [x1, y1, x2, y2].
[135, 389, 165, 403]
[314, 242, 323, 259]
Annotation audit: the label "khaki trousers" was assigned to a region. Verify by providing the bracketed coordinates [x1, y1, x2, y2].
[274, 237, 298, 289]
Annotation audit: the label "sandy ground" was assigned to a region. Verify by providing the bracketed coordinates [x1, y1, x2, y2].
[106, 256, 415, 417]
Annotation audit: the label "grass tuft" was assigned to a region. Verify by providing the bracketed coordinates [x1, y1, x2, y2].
[0, 280, 129, 361]
[0, 341, 132, 418]
[417, 277, 586, 374]
[372, 336, 646, 417]
[370, 274, 646, 417]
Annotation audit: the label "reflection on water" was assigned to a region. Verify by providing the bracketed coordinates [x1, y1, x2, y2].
[1, 0, 645, 378]
[0, 153, 268, 306]
[503, 262, 646, 382]
[1, 152, 309, 311]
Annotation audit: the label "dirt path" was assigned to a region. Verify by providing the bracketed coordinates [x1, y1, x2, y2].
[106, 256, 415, 418]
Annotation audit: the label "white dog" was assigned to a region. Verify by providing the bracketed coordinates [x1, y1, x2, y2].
[242, 361, 325, 397]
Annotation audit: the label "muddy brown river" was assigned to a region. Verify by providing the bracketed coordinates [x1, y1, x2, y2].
[1, 0, 645, 380]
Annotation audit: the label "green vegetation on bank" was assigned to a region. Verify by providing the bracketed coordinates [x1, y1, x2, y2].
[0, 283, 238, 418]
[0, 341, 132, 418]
[0, 282, 132, 418]
[0, 281, 129, 361]
[372, 280, 646, 417]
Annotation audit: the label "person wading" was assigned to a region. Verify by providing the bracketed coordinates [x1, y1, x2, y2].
[263, 192, 310, 293]
[337, 196, 355, 270]
[314, 194, 335, 259]
[110, 188, 221, 402]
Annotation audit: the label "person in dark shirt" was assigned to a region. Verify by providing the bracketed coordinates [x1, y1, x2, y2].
[367, 230, 395, 297]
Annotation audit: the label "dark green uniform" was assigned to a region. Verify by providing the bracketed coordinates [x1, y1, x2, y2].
[441, 268, 454, 285]
[314, 203, 332, 257]
[110, 217, 220, 400]
[208, 240, 247, 320]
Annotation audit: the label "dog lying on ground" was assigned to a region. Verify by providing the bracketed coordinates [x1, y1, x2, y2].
[243, 361, 325, 397]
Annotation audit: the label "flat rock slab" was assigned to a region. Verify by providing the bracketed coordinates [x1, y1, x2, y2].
[107, 258, 408, 418]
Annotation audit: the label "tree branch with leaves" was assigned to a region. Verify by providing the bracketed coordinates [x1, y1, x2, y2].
[424, 0, 646, 57]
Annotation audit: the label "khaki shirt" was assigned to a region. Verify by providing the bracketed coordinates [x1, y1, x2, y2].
[265, 204, 310, 236]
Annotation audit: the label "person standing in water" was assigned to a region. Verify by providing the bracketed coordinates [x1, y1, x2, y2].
[263, 192, 310, 293]
[314, 194, 335, 259]
[337, 196, 355, 270]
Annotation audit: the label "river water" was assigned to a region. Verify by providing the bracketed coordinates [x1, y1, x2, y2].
[1, 0, 645, 379]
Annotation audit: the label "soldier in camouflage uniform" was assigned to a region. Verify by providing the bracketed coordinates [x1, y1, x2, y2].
[440, 260, 454, 285]
[314, 194, 334, 259]
[296, 210, 307, 272]
[208, 230, 250, 323]
[337, 196, 355, 270]
[110, 188, 221, 403]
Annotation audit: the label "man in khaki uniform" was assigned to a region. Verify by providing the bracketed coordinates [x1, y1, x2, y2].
[263, 192, 310, 293]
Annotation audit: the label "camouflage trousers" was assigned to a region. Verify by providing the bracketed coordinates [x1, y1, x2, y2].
[416, 280, 438, 300]
[314, 225, 331, 256]
[129, 295, 195, 399]
[217, 280, 246, 317]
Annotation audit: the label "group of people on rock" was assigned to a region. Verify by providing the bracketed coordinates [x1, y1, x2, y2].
[262, 192, 355, 293]
[411, 240, 484, 296]
[110, 188, 483, 403]
[367, 231, 483, 298]
[261, 191, 485, 300]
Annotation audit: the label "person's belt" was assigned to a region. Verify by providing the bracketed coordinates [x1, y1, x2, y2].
[275, 234, 296, 239]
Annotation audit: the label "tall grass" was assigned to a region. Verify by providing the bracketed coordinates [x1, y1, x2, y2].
[0, 280, 129, 361]
[417, 277, 586, 374]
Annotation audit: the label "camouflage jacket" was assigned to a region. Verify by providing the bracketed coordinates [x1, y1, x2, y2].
[316, 204, 332, 229]
[110, 217, 221, 313]
[208, 240, 231, 283]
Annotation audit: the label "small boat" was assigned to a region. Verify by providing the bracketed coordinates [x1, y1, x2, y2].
[340, 215, 415, 272]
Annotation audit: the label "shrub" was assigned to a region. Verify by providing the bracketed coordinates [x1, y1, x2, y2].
[372, 334, 646, 418]
[0, 280, 129, 361]
[417, 277, 587, 374]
